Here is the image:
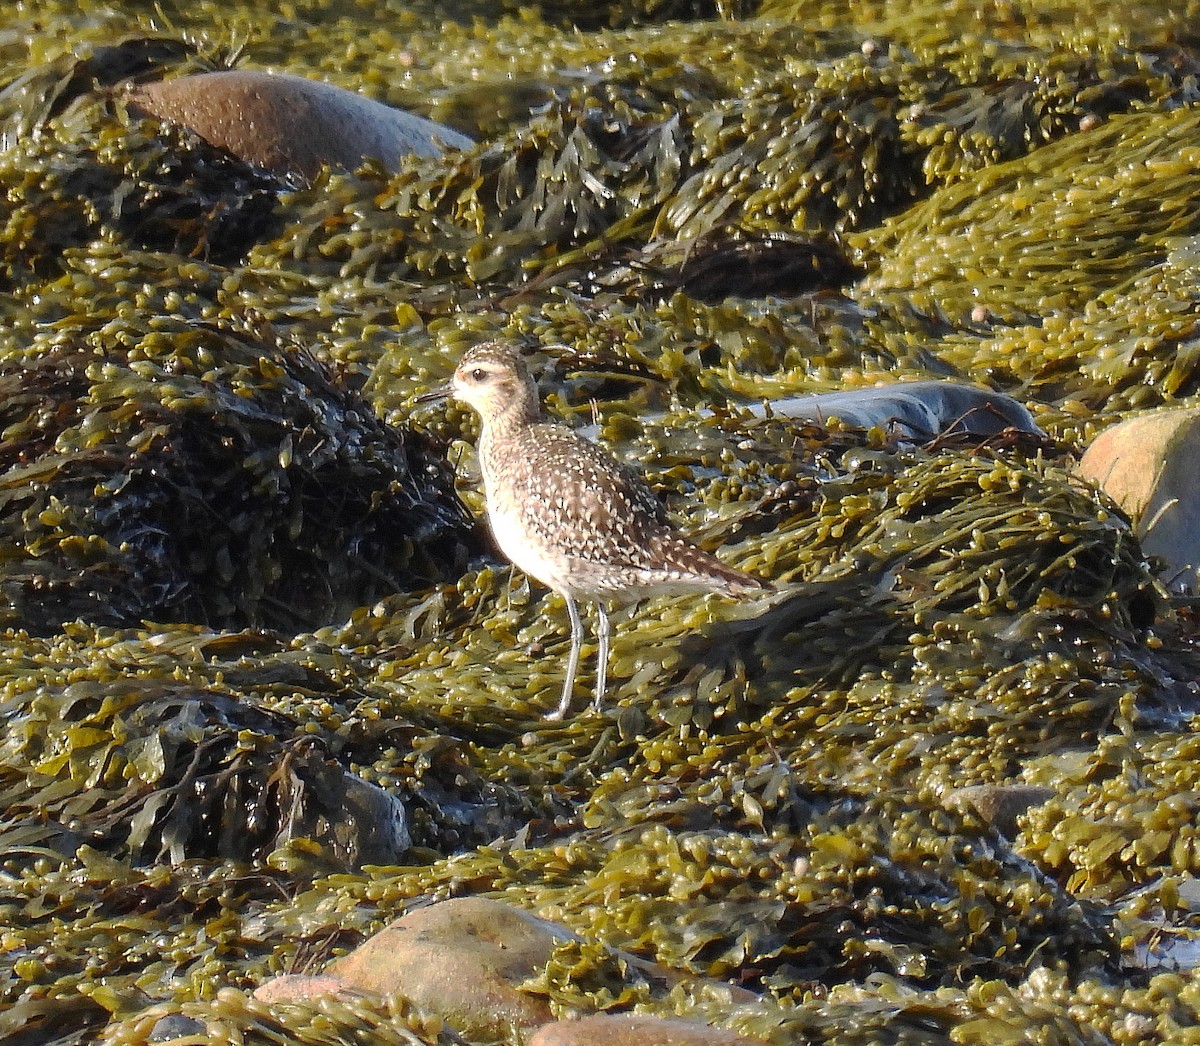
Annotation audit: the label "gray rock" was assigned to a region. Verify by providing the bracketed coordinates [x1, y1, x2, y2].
[752, 381, 1042, 439]
[284, 759, 412, 866]
[147, 1014, 206, 1042]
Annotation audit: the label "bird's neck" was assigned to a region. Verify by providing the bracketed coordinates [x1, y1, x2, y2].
[477, 396, 541, 475]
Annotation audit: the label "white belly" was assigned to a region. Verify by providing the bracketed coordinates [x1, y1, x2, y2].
[486, 502, 576, 596]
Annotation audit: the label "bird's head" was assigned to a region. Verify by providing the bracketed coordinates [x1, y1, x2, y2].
[419, 341, 540, 427]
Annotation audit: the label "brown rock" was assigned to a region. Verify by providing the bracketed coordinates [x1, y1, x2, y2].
[327, 896, 572, 1039]
[1077, 408, 1200, 592]
[264, 897, 758, 1039]
[127, 70, 473, 183]
[530, 1014, 770, 1046]
[253, 973, 364, 1003]
[944, 784, 1055, 836]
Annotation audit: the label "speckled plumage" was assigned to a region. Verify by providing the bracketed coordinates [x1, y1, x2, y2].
[442, 341, 768, 718]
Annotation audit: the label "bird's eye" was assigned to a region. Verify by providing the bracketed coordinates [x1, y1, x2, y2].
[471, 367, 487, 382]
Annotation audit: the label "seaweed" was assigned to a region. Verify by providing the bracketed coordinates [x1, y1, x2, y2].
[1, 4, 1200, 1046]
[0, 316, 481, 634]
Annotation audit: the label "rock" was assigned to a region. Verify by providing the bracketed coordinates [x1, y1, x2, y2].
[253, 973, 363, 1003]
[322, 897, 755, 1039]
[944, 784, 1056, 836]
[313, 765, 413, 867]
[752, 381, 1042, 439]
[127, 70, 474, 183]
[1077, 407, 1200, 593]
[147, 1014, 207, 1041]
[270, 897, 758, 1039]
[529, 1014, 770, 1046]
[327, 897, 571, 1039]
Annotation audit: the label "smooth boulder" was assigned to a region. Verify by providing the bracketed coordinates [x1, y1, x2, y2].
[530, 1014, 770, 1046]
[753, 381, 1042, 439]
[254, 896, 760, 1041]
[127, 69, 473, 183]
[1077, 407, 1200, 593]
[326, 897, 569, 1039]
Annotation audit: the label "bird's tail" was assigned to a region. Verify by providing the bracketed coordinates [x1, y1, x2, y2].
[652, 533, 771, 597]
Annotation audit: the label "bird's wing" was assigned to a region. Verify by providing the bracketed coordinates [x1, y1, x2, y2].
[513, 424, 673, 557]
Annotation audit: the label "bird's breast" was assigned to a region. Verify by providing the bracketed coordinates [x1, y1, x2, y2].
[484, 495, 578, 596]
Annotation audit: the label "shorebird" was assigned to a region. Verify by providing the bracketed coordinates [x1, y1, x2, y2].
[422, 341, 768, 718]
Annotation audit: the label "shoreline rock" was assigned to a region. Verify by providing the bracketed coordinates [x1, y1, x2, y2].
[1077, 407, 1200, 594]
[254, 897, 760, 1042]
[530, 1014, 771, 1046]
[127, 69, 474, 183]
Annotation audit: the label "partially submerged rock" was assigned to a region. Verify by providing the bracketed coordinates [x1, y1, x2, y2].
[943, 784, 1056, 837]
[530, 1014, 770, 1046]
[260, 896, 762, 1041]
[754, 381, 1043, 440]
[1077, 407, 1200, 593]
[326, 897, 569, 1039]
[147, 1013, 207, 1041]
[127, 70, 474, 183]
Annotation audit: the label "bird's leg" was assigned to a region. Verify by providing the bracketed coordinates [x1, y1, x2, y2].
[593, 603, 611, 713]
[547, 595, 584, 720]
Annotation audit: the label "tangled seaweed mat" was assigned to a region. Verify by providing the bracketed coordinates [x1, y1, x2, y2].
[3, 1, 1200, 1044]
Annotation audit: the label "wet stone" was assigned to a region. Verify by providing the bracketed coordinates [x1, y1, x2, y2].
[1077, 407, 1200, 594]
[147, 1013, 207, 1041]
[529, 1014, 771, 1046]
[317, 896, 759, 1041]
[127, 70, 474, 184]
[754, 381, 1043, 440]
[253, 973, 364, 1004]
[944, 785, 1056, 837]
[327, 897, 570, 1039]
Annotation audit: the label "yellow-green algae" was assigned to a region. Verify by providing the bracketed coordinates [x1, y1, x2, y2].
[2, 2, 1200, 1045]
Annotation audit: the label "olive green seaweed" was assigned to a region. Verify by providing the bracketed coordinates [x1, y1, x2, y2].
[3, 2, 1200, 1046]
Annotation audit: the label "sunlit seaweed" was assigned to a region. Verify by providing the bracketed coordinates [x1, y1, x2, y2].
[2, 3, 1200, 1046]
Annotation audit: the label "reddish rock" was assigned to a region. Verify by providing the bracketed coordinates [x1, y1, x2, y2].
[530, 1014, 771, 1046]
[1077, 407, 1200, 593]
[127, 70, 473, 183]
[252, 973, 363, 1003]
[253, 897, 760, 1041]
[327, 896, 573, 1039]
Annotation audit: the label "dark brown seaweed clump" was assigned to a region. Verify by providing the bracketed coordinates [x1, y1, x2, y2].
[0, 628, 559, 870]
[0, 317, 480, 634]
